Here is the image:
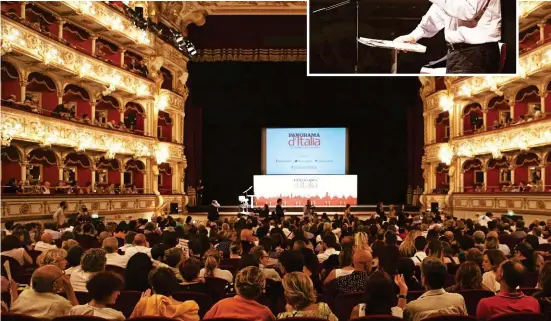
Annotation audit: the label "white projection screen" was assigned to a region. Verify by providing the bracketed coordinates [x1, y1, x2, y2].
[261, 128, 348, 174]
[254, 175, 357, 206]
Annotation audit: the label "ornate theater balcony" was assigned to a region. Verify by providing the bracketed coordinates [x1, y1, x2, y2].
[1, 17, 155, 98]
[1, 193, 157, 222]
[519, 1, 551, 30]
[38, 1, 155, 55]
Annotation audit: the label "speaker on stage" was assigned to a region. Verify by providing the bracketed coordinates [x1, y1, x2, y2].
[170, 203, 179, 214]
[430, 202, 439, 213]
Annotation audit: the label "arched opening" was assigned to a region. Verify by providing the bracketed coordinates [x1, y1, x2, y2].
[514, 85, 540, 122]
[462, 103, 483, 136]
[64, 153, 92, 190]
[462, 159, 483, 192]
[514, 152, 540, 191]
[486, 96, 511, 130]
[24, 3, 59, 36]
[26, 72, 58, 114]
[487, 157, 510, 192]
[546, 153, 551, 192]
[1, 146, 22, 185]
[1, 61, 20, 101]
[95, 95, 121, 127]
[160, 67, 173, 91]
[125, 159, 145, 193]
[63, 84, 91, 119]
[519, 25, 540, 54]
[1, 2, 22, 17]
[434, 111, 449, 143]
[27, 148, 58, 187]
[158, 162, 172, 194]
[123, 51, 147, 76]
[158, 111, 173, 142]
[435, 163, 449, 193]
[96, 157, 121, 193]
[63, 22, 93, 54]
[125, 102, 146, 134]
[96, 38, 121, 66]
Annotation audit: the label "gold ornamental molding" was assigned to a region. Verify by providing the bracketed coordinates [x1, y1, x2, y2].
[159, 89, 185, 116]
[1, 19, 155, 98]
[1, 107, 183, 162]
[424, 91, 451, 113]
[453, 118, 551, 158]
[451, 192, 551, 216]
[424, 143, 447, 163]
[194, 48, 307, 62]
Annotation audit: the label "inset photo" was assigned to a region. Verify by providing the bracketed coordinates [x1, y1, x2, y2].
[308, 0, 518, 75]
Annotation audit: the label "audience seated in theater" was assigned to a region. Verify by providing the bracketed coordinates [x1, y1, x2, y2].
[446, 261, 487, 292]
[537, 261, 551, 289]
[1, 235, 33, 266]
[251, 245, 282, 281]
[397, 257, 424, 291]
[336, 249, 373, 293]
[278, 272, 337, 320]
[1, 276, 19, 313]
[165, 247, 185, 281]
[37, 248, 68, 270]
[241, 228, 258, 254]
[204, 266, 275, 321]
[125, 233, 152, 257]
[125, 252, 154, 292]
[179, 257, 207, 293]
[34, 232, 58, 252]
[400, 230, 422, 257]
[403, 257, 467, 321]
[476, 259, 541, 320]
[130, 267, 200, 321]
[317, 234, 340, 263]
[485, 232, 511, 256]
[482, 249, 507, 292]
[464, 248, 484, 267]
[323, 247, 354, 285]
[515, 242, 539, 272]
[352, 272, 408, 318]
[70, 248, 107, 292]
[200, 248, 233, 282]
[10, 265, 79, 319]
[69, 271, 125, 320]
[151, 243, 169, 266]
[119, 231, 136, 253]
[534, 264, 551, 317]
[65, 245, 85, 276]
[103, 237, 129, 268]
[411, 236, 428, 266]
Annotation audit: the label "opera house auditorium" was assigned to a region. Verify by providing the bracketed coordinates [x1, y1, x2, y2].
[1, 1, 551, 321]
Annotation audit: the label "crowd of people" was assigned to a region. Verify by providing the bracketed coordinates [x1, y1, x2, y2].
[3, 179, 141, 195]
[1, 208, 550, 321]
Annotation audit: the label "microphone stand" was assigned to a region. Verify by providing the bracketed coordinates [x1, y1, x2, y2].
[311, 0, 359, 73]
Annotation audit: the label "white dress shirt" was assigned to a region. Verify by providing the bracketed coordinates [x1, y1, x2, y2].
[69, 267, 92, 292]
[410, 0, 501, 45]
[411, 251, 428, 266]
[317, 248, 340, 263]
[34, 241, 58, 252]
[105, 252, 129, 268]
[124, 245, 152, 258]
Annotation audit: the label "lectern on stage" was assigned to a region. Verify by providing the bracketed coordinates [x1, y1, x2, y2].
[357, 37, 427, 74]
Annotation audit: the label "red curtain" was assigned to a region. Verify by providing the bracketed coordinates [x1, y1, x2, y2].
[546, 164, 551, 191]
[2, 79, 19, 101]
[436, 172, 448, 189]
[487, 168, 499, 190]
[1, 2, 21, 16]
[133, 171, 144, 190]
[2, 161, 21, 182]
[514, 167, 528, 184]
[77, 167, 91, 186]
[160, 172, 172, 194]
[108, 170, 120, 184]
[41, 91, 58, 111]
[464, 171, 474, 189]
[435, 122, 447, 142]
[107, 109, 120, 124]
[43, 164, 58, 184]
[63, 25, 92, 54]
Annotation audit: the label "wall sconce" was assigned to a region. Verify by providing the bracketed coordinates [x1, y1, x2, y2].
[439, 95, 454, 112]
[155, 145, 169, 163]
[154, 95, 168, 111]
[439, 144, 453, 165]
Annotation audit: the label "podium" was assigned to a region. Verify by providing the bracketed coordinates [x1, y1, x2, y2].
[358, 37, 427, 74]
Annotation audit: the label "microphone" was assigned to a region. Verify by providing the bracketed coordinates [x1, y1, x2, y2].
[243, 186, 253, 194]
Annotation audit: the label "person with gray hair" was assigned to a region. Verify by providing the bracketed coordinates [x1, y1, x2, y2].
[103, 237, 129, 268]
[70, 248, 107, 292]
[11, 265, 78, 319]
[473, 231, 486, 251]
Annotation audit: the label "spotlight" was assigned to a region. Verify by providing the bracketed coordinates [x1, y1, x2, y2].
[184, 39, 197, 57]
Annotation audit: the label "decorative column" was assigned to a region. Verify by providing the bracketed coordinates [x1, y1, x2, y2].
[90, 101, 96, 121]
[152, 161, 160, 195]
[539, 164, 546, 192]
[120, 167, 125, 187]
[540, 91, 547, 113]
[91, 167, 96, 189]
[482, 108, 488, 130]
[171, 163, 178, 194]
[483, 167, 488, 191]
[91, 35, 98, 56]
[510, 166, 516, 184]
[20, 80, 27, 103]
[120, 49, 126, 68]
[143, 115, 148, 136]
[180, 114, 185, 144]
[57, 89, 64, 105]
[58, 19, 65, 40]
[171, 113, 177, 143]
[539, 22, 545, 43]
[20, 2, 27, 19]
[58, 164, 65, 181]
[20, 161, 28, 182]
[119, 107, 125, 123]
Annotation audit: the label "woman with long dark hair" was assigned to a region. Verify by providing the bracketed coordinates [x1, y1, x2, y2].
[125, 253, 154, 291]
[351, 271, 407, 318]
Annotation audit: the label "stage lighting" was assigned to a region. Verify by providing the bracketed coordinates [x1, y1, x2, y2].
[184, 39, 197, 57]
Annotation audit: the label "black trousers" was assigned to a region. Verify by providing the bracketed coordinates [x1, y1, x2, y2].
[446, 42, 500, 74]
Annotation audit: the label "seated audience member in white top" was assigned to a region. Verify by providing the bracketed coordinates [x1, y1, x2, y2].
[324, 249, 354, 285]
[485, 232, 510, 256]
[69, 271, 125, 320]
[411, 236, 428, 266]
[1, 235, 33, 266]
[10, 265, 79, 319]
[481, 249, 507, 293]
[34, 232, 58, 252]
[70, 248, 107, 292]
[103, 237, 129, 268]
[404, 258, 467, 321]
[65, 246, 85, 276]
[199, 249, 233, 283]
[251, 246, 281, 282]
[317, 234, 340, 264]
[124, 233, 152, 258]
[352, 272, 408, 319]
[43, 222, 62, 240]
[118, 231, 137, 253]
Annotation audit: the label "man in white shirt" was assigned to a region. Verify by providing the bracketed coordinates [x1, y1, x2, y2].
[118, 231, 136, 253]
[34, 233, 58, 252]
[53, 201, 68, 227]
[411, 236, 428, 266]
[394, 0, 501, 73]
[478, 212, 493, 227]
[124, 233, 151, 258]
[103, 237, 129, 268]
[317, 234, 340, 263]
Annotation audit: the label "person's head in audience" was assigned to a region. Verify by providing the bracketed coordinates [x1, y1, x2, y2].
[421, 257, 447, 290]
[188, 238, 202, 258]
[300, 248, 320, 278]
[484, 235, 499, 250]
[230, 240, 242, 258]
[37, 248, 68, 270]
[180, 257, 201, 283]
[363, 271, 397, 315]
[482, 249, 506, 273]
[353, 249, 373, 273]
[102, 237, 119, 254]
[98, 231, 111, 245]
[414, 236, 427, 253]
[339, 248, 354, 268]
[384, 231, 397, 247]
[87, 271, 124, 306]
[32, 265, 66, 294]
[148, 267, 179, 296]
[473, 230, 485, 245]
[496, 259, 526, 292]
[279, 250, 305, 274]
[282, 272, 316, 311]
[321, 234, 337, 251]
[251, 246, 270, 267]
[116, 221, 128, 233]
[538, 261, 551, 289]
[62, 239, 79, 252]
[81, 248, 107, 273]
[453, 261, 483, 290]
[235, 266, 265, 300]
[516, 220, 525, 231]
[458, 235, 475, 252]
[124, 231, 136, 245]
[426, 240, 444, 260]
[164, 247, 183, 268]
[125, 252, 154, 291]
[133, 233, 147, 246]
[66, 245, 85, 268]
[204, 249, 222, 277]
[238, 253, 260, 271]
[41, 232, 54, 245]
[465, 248, 483, 266]
[151, 244, 168, 261]
[397, 257, 417, 283]
[1, 235, 22, 251]
[60, 231, 75, 241]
